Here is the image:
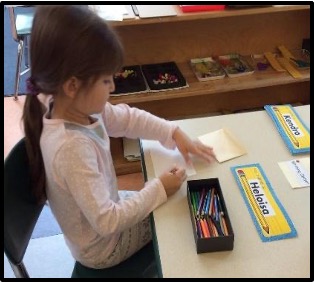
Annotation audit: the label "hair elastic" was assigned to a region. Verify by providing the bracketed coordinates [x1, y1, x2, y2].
[26, 77, 40, 96]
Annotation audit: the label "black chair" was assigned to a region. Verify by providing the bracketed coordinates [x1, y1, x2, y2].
[4, 138, 45, 278]
[71, 241, 158, 278]
[4, 138, 158, 278]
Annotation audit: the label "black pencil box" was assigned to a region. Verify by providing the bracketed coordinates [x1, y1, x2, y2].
[187, 178, 234, 253]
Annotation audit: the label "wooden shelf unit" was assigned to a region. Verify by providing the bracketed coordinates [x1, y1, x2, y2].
[108, 5, 310, 175]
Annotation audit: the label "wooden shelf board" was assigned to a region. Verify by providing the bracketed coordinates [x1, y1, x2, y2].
[111, 5, 310, 27]
[109, 63, 310, 105]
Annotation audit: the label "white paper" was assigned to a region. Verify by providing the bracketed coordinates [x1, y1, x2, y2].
[123, 5, 136, 19]
[123, 138, 141, 162]
[278, 158, 310, 189]
[145, 140, 196, 177]
[136, 5, 177, 18]
[89, 5, 127, 21]
[198, 128, 246, 163]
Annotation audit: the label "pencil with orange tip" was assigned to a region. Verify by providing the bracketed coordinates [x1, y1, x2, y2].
[208, 216, 218, 237]
[209, 188, 215, 216]
[200, 218, 210, 238]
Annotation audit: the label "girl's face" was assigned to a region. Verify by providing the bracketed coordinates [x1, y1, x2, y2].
[76, 74, 115, 115]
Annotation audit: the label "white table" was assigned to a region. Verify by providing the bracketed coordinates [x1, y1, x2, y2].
[140, 105, 310, 278]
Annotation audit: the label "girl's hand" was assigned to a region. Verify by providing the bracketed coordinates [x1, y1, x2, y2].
[159, 165, 187, 197]
[173, 127, 216, 165]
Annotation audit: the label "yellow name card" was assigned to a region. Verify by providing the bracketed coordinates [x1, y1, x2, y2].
[231, 163, 297, 242]
[264, 105, 310, 154]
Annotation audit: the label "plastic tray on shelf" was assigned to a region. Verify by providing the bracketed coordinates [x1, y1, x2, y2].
[216, 54, 255, 78]
[190, 57, 226, 81]
[111, 65, 148, 95]
[141, 61, 188, 91]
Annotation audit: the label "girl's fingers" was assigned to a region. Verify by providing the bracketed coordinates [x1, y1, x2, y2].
[171, 167, 187, 181]
[191, 144, 215, 163]
[176, 168, 187, 181]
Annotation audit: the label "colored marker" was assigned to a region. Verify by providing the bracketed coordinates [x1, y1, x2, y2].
[214, 194, 219, 221]
[196, 218, 203, 238]
[209, 188, 215, 216]
[200, 218, 210, 238]
[190, 192, 198, 216]
[210, 215, 224, 236]
[221, 215, 229, 236]
[204, 190, 211, 216]
[216, 194, 224, 216]
[201, 192, 209, 217]
[197, 188, 206, 217]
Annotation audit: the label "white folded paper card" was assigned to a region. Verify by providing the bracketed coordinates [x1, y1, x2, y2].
[278, 157, 310, 189]
[145, 140, 196, 177]
[198, 128, 247, 163]
[136, 5, 177, 18]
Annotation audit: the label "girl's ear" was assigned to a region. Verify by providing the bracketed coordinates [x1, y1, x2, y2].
[62, 77, 81, 99]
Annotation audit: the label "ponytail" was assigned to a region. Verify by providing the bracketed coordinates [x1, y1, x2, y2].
[22, 92, 47, 205]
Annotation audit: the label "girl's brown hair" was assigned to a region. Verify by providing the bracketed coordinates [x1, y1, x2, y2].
[22, 5, 124, 204]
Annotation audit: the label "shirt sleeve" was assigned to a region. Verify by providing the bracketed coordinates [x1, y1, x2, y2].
[54, 137, 167, 237]
[102, 103, 178, 149]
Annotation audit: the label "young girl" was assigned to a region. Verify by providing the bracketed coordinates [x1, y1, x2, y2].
[23, 6, 215, 270]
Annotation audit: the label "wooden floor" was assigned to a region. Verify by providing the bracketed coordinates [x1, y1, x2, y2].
[4, 96, 144, 191]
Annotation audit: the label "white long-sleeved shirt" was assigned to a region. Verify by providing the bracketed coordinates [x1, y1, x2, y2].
[40, 101, 178, 268]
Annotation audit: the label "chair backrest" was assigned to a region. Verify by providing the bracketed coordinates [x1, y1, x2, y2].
[4, 138, 45, 278]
